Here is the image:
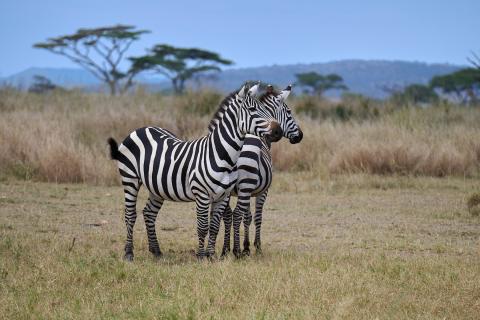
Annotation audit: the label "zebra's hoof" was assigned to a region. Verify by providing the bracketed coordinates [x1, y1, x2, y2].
[233, 249, 242, 259]
[220, 247, 230, 258]
[149, 248, 163, 258]
[123, 253, 134, 262]
[206, 253, 216, 262]
[254, 241, 262, 254]
[242, 248, 251, 257]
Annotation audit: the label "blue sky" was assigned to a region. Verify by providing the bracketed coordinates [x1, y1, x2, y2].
[0, 0, 478, 77]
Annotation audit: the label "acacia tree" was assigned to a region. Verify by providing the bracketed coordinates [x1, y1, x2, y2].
[295, 72, 348, 97]
[28, 75, 58, 94]
[34, 25, 149, 95]
[130, 44, 233, 94]
[430, 68, 480, 104]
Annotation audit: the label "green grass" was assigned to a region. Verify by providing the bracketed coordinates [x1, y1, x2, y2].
[1, 174, 480, 319]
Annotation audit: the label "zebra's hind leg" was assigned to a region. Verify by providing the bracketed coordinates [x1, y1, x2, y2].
[232, 194, 251, 258]
[242, 208, 253, 256]
[122, 179, 141, 261]
[220, 205, 233, 257]
[254, 190, 269, 255]
[142, 195, 164, 258]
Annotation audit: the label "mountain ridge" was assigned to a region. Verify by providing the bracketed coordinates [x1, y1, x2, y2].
[1, 60, 464, 98]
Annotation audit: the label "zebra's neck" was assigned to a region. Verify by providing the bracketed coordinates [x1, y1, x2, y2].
[207, 101, 245, 170]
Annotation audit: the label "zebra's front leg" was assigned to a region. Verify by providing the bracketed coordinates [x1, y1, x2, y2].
[206, 198, 228, 258]
[254, 190, 269, 254]
[242, 208, 252, 256]
[221, 204, 233, 257]
[142, 195, 164, 258]
[232, 194, 251, 258]
[195, 198, 210, 259]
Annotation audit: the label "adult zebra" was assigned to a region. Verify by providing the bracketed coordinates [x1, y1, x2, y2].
[218, 85, 303, 257]
[108, 83, 282, 260]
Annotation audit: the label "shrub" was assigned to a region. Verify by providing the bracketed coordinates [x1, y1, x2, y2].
[467, 193, 480, 216]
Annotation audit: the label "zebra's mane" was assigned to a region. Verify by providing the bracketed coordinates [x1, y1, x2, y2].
[208, 90, 238, 132]
[259, 88, 280, 102]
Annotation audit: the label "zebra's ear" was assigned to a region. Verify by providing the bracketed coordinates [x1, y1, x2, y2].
[279, 84, 292, 101]
[266, 85, 274, 94]
[238, 85, 248, 99]
[247, 82, 260, 97]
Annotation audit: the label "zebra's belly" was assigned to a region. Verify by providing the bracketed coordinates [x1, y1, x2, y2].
[233, 179, 270, 197]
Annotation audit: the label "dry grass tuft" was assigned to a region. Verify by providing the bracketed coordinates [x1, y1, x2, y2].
[325, 114, 480, 177]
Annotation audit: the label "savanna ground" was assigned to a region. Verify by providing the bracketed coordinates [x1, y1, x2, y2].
[1, 89, 480, 319]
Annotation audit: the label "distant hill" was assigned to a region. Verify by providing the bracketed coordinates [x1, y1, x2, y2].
[1, 60, 463, 98]
[1, 67, 100, 89]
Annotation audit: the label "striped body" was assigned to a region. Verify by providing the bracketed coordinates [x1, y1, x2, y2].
[118, 127, 239, 203]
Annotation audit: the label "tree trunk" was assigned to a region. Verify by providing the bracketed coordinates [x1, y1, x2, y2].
[172, 79, 180, 94]
[172, 78, 185, 95]
[108, 81, 117, 96]
[466, 88, 477, 106]
[178, 79, 186, 94]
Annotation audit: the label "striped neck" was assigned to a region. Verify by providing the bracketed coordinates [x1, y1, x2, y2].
[207, 95, 244, 169]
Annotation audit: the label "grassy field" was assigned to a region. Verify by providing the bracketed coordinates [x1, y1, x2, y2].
[1, 173, 479, 319]
[1, 89, 480, 318]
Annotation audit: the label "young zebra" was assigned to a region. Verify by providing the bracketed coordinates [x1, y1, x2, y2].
[218, 85, 303, 257]
[108, 83, 282, 260]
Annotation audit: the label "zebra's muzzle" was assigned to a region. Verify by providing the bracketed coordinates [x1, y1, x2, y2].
[289, 129, 303, 144]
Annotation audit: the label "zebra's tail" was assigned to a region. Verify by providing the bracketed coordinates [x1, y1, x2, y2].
[107, 137, 121, 160]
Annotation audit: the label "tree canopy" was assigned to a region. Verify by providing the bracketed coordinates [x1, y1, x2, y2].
[34, 25, 149, 95]
[130, 45, 233, 94]
[295, 72, 348, 97]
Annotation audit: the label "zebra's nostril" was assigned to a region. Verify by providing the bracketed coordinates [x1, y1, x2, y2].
[289, 129, 303, 144]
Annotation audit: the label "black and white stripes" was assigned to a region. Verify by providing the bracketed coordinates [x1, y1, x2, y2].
[108, 83, 281, 260]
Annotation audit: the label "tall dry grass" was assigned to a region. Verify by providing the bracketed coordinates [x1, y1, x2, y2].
[0, 88, 479, 184]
